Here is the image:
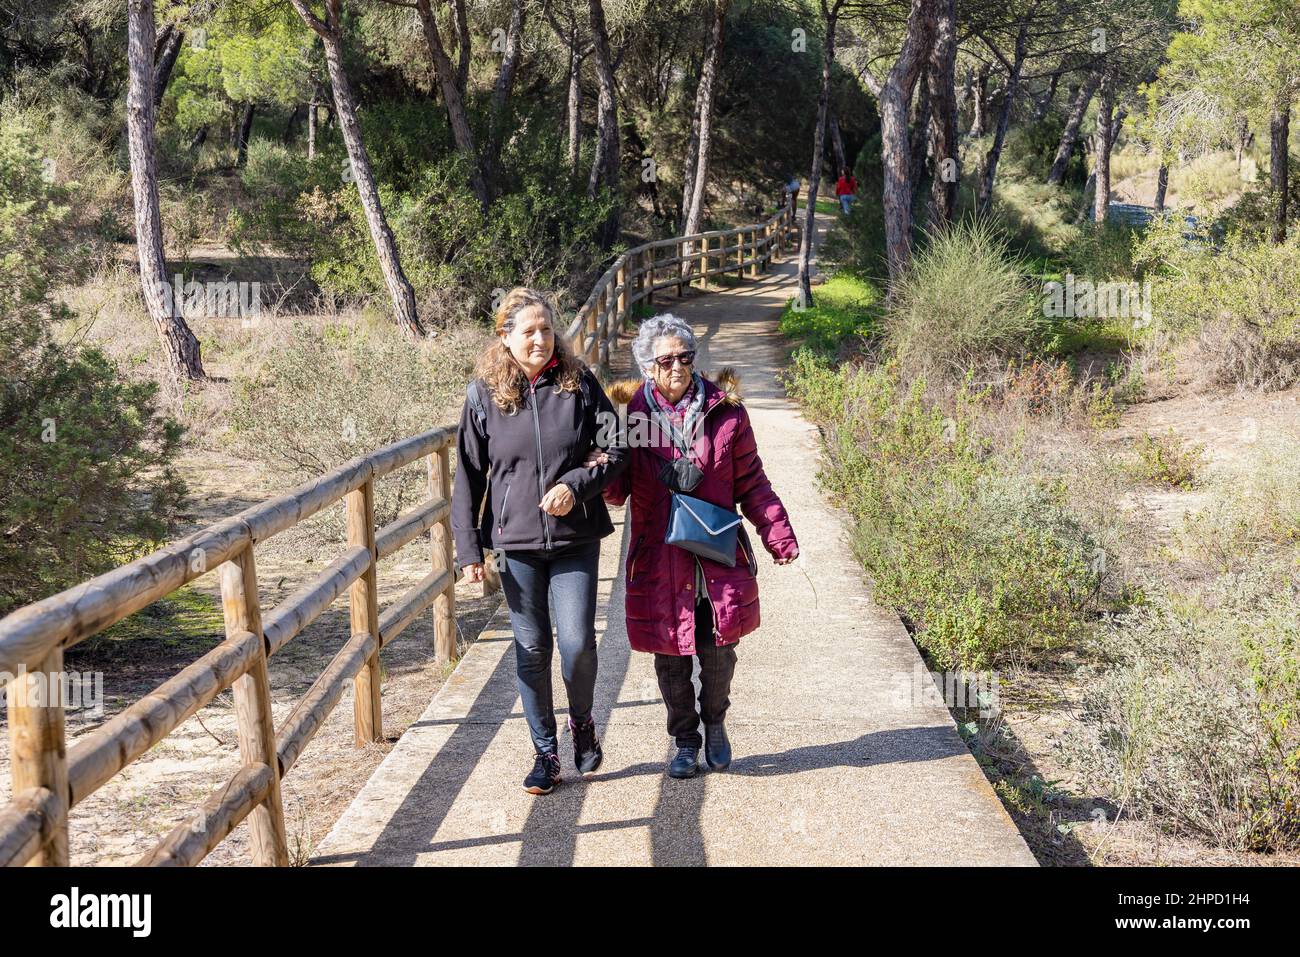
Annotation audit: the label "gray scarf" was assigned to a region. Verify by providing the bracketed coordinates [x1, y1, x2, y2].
[643, 372, 706, 455]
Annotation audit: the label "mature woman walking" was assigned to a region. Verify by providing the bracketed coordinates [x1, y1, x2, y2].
[452, 287, 626, 795]
[598, 315, 799, 778]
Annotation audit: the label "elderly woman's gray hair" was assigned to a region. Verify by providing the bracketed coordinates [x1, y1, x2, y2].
[630, 314, 697, 375]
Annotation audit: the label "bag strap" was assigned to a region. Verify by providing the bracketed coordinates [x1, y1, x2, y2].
[467, 379, 489, 424]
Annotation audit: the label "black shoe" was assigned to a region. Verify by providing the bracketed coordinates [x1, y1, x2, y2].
[569, 715, 603, 774]
[668, 746, 700, 778]
[524, 752, 562, 794]
[704, 721, 731, 771]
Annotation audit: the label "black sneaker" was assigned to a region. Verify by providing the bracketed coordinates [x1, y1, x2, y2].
[569, 715, 603, 774]
[668, 746, 700, 779]
[524, 752, 562, 794]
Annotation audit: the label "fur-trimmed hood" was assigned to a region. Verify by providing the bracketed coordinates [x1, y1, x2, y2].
[607, 366, 742, 407]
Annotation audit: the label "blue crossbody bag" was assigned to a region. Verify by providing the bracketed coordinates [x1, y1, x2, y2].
[665, 493, 744, 567]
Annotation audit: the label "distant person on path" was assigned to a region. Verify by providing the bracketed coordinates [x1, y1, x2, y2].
[590, 315, 799, 779]
[785, 174, 801, 211]
[835, 168, 857, 214]
[452, 287, 627, 795]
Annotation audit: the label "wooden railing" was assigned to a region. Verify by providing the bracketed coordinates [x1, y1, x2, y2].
[566, 197, 799, 366]
[0, 196, 798, 868]
[0, 429, 457, 866]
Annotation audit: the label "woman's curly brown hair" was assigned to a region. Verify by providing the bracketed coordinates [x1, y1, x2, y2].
[474, 287, 586, 414]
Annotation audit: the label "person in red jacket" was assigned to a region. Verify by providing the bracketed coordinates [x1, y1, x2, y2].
[589, 314, 799, 779]
[835, 168, 857, 214]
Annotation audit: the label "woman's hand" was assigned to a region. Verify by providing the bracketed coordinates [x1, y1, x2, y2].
[539, 483, 576, 516]
[773, 547, 800, 566]
[463, 562, 485, 583]
[583, 448, 610, 468]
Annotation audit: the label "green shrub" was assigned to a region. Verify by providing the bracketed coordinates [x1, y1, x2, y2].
[784, 351, 1107, 670]
[1130, 429, 1204, 488]
[1070, 573, 1300, 851]
[0, 121, 185, 614]
[884, 219, 1037, 385]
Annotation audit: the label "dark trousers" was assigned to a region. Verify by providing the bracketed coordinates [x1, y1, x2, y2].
[653, 596, 738, 749]
[499, 540, 600, 755]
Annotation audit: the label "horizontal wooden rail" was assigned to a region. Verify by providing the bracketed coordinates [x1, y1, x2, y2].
[263, 545, 371, 656]
[564, 196, 798, 367]
[137, 763, 275, 867]
[65, 629, 262, 808]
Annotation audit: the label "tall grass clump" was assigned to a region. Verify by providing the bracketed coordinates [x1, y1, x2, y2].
[884, 219, 1037, 386]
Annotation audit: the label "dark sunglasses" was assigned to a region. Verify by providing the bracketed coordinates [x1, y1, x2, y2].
[652, 351, 696, 369]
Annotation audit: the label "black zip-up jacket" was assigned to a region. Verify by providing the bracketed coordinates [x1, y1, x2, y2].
[451, 363, 627, 570]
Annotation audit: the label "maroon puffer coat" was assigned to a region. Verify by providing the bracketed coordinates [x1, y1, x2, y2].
[603, 370, 798, 655]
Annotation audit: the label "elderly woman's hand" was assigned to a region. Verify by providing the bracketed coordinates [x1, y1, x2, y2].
[583, 448, 610, 468]
[539, 483, 576, 516]
[773, 548, 800, 566]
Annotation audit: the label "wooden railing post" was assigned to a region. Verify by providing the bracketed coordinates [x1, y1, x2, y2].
[772, 219, 782, 262]
[749, 227, 760, 277]
[609, 260, 626, 365]
[736, 230, 744, 278]
[220, 546, 289, 865]
[346, 480, 383, 746]
[677, 240, 687, 297]
[7, 647, 69, 865]
[644, 246, 654, 308]
[428, 447, 456, 665]
[589, 289, 603, 364]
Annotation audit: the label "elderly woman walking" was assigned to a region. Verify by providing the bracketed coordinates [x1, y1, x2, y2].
[596, 314, 799, 778]
[452, 287, 627, 795]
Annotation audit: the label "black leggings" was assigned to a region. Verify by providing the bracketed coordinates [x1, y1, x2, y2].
[652, 596, 737, 748]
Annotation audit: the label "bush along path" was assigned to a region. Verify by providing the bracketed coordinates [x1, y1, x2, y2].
[308, 211, 1036, 866]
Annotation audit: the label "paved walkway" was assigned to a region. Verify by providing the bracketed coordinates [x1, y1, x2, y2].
[309, 214, 1037, 866]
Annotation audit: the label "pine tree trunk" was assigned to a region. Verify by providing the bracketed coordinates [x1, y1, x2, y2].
[798, 3, 840, 307]
[678, 47, 707, 234]
[290, 0, 426, 338]
[1047, 70, 1098, 186]
[926, 0, 958, 226]
[1154, 163, 1168, 212]
[485, 0, 526, 195]
[453, 0, 470, 96]
[415, 0, 490, 207]
[879, 0, 936, 284]
[127, 0, 204, 381]
[1270, 103, 1290, 244]
[908, 67, 932, 204]
[829, 109, 847, 177]
[969, 63, 989, 137]
[235, 101, 255, 166]
[152, 25, 184, 109]
[586, 0, 621, 246]
[566, 38, 583, 176]
[284, 103, 303, 144]
[976, 24, 1028, 215]
[307, 83, 319, 158]
[682, 0, 729, 241]
[1092, 71, 1114, 224]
